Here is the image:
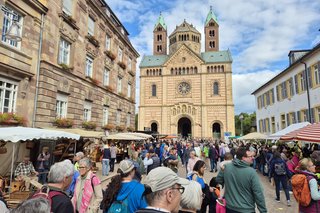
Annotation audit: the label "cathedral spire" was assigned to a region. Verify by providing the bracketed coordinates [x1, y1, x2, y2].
[205, 6, 218, 26]
[154, 12, 167, 30]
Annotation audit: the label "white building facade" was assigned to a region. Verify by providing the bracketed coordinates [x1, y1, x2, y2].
[252, 44, 320, 135]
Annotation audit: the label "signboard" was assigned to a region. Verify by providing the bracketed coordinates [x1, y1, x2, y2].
[144, 127, 151, 131]
[224, 132, 231, 143]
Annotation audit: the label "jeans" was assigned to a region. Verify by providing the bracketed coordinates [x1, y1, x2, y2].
[210, 158, 215, 171]
[38, 169, 48, 184]
[274, 175, 290, 201]
[102, 159, 110, 176]
[110, 158, 115, 172]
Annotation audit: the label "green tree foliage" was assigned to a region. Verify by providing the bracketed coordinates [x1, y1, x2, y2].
[235, 112, 256, 136]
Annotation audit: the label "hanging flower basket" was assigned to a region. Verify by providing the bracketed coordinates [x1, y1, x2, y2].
[118, 61, 126, 69]
[102, 124, 115, 130]
[105, 50, 116, 60]
[116, 125, 126, 132]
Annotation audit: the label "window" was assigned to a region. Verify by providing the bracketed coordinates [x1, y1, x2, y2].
[88, 16, 95, 36]
[281, 114, 286, 129]
[152, 84, 157, 96]
[209, 41, 215, 48]
[128, 57, 132, 71]
[118, 47, 123, 62]
[300, 72, 306, 92]
[105, 34, 111, 50]
[117, 76, 122, 93]
[209, 30, 215, 37]
[213, 82, 219, 95]
[0, 79, 17, 113]
[103, 68, 109, 86]
[127, 83, 131, 98]
[157, 45, 162, 52]
[85, 55, 93, 77]
[56, 93, 68, 118]
[281, 82, 287, 99]
[126, 113, 131, 127]
[58, 38, 71, 65]
[102, 106, 109, 125]
[271, 117, 275, 133]
[314, 64, 320, 85]
[316, 106, 320, 122]
[116, 110, 121, 125]
[301, 109, 307, 122]
[62, 0, 72, 15]
[271, 89, 275, 104]
[1, 7, 22, 48]
[83, 101, 92, 121]
[288, 78, 294, 97]
[157, 34, 162, 41]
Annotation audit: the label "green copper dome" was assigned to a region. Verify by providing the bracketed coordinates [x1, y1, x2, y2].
[205, 6, 218, 25]
[154, 12, 167, 30]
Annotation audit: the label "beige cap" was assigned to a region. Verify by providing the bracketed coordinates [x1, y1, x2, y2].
[119, 160, 134, 174]
[145, 167, 189, 192]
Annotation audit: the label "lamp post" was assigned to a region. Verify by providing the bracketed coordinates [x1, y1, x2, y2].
[300, 61, 312, 123]
[1, 5, 22, 42]
[239, 114, 244, 136]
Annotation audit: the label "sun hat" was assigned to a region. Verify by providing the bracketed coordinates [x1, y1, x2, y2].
[144, 167, 189, 192]
[119, 160, 134, 174]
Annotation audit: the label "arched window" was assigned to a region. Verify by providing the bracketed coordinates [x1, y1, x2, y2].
[221, 66, 224, 72]
[171, 68, 174, 75]
[146, 70, 149, 75]
[159, 69, 162, 75]
[213, 82, 219, 95]
[194, 67, 197, 74]
[207, 66, 210, 72]
[152, 84, 157, 96]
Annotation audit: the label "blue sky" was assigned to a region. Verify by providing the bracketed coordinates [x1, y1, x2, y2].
[107, 0, 320, 114]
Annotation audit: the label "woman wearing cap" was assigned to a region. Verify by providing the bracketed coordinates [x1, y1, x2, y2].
[102, 160, 147, 213]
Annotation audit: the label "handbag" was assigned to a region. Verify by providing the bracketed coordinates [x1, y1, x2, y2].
[216, 198, 226, 213]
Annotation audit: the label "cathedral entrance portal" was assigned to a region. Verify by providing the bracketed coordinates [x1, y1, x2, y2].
[178, 117, 191, 138]
[212, 123, 221, 139]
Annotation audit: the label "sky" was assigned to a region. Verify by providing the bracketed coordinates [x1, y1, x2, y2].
[106, 0, 320, 115]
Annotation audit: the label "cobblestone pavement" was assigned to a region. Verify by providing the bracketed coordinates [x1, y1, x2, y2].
[96, 161, 298, 212]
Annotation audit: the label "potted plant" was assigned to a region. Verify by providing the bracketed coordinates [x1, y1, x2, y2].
[105, 85, 114, 92]
[105, 50, 116, 60]
[85, 34, 100, 47]
[0, 113, 26, 126]
[53, 118, 73, 128]
[88, 77, 100, 85]
[82, 121, 97, 130]
[116, 125, 125, 132]
[127, 126, 135, 132]
[102, 123, 115, 130]
[118, 61, 126, 69]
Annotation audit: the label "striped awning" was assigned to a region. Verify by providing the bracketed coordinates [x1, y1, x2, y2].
[280, 122, 320, 143]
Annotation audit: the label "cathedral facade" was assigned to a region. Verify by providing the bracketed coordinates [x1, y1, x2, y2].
[139, 8, 235, 138]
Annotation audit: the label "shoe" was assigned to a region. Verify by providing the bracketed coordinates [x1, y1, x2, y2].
[210, 170, 213, 172]
[289, 191, 293, 195]
[287, 200, 291, 206]
[275, 198, 280, 203]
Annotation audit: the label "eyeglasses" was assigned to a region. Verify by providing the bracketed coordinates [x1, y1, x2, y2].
[78, 167, 87, 169]
[171, 186, 185, 194]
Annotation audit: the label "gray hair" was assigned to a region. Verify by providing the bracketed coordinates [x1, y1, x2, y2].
[48, 160, 74, 183]
[78, 157, 92, 168]
[180, 181, 202, 210]
[75, 152, 84, 158]
[12, 197, 50, 213]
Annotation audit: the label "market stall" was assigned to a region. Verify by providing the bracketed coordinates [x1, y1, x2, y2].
[280, 122, 320, 143]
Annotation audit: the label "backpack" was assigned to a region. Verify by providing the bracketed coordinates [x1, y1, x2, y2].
[274, 162, 286, 175]
[31, 186, 63, 210]
[107, 196, 129, 213]
[291, 174, 313, 206]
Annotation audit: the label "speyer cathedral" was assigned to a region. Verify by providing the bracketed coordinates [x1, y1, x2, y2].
[138, 8, 235, 138]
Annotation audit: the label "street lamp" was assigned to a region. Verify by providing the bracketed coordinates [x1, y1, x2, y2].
[1, 5, 22, 42]
[239, 114, 244, 136]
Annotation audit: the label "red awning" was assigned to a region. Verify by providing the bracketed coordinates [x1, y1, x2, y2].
[280, 122, 320, 143]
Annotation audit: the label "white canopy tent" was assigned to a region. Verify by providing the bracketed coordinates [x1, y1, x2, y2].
[239, 132, 267, 140]
[267, 122, 310, 140]
[0, 127, 80, 193]
[104, 133, 147, 141]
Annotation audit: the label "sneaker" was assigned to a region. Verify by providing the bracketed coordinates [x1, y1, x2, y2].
[275, 198, 280, 203]
[289, 191, 293, 195]
[287, 200, 291, 206]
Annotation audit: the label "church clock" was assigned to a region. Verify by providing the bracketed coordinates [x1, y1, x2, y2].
[178, 82, 191, 95]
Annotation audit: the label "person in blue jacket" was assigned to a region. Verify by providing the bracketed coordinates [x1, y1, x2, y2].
[101, 160, 147, 213]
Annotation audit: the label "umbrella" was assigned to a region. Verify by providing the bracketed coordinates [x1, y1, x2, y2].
[296, 122, 320, 143]
[239, 132, 267, 140]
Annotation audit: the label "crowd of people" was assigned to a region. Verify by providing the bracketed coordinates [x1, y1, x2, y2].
[1, 138, 320, 213]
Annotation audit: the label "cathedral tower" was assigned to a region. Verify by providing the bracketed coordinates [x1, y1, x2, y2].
[205, 6, 219, 52]
[153, 13, 167, 55]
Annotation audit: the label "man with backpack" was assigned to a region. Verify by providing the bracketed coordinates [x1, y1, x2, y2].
[270, 151, 291, 206]
[32, 160, 74, 213]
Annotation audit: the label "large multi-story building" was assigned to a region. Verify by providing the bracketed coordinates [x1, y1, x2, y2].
[0, 0, 138, 131]
[139, 8, 235, 138]
[252, 44, 320, 135]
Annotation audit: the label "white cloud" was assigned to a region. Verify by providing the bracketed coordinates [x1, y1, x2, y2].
[107, 0, 320, 113]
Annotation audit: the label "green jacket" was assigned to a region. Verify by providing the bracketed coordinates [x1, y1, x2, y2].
[216, 159, 267, 213]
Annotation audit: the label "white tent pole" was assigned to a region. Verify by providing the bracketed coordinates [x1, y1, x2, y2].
[9, 143, 15, 195]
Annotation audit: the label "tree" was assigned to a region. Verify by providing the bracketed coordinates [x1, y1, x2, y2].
[235, 112, 256, 136]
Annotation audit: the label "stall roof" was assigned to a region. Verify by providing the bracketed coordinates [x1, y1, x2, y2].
[45, 128, 104, 138]
[239, 132, 267, 140]
[0, 127, 80, 142]
[104, 133, 145, 140]
[268, 122, 310, 140]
